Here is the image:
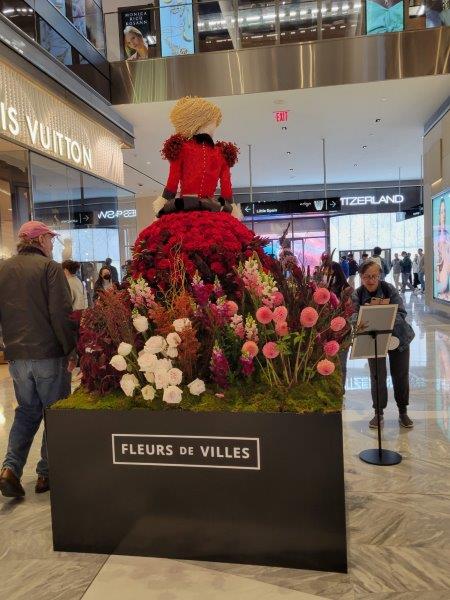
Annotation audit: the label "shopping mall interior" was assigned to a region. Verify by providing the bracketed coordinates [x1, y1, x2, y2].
[0, 0, 449, 598]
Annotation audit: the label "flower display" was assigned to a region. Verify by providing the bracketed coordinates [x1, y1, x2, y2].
[133, 315, 149, 333]
[117, 343, 133, 357]
[262, 342, 279, 359]
[275, 321, 289, 336]
[316, 359, 336, 376]
[120, 374, 139, 397]
[330, 317, 346, 332]
[300, 307, 319, 328]
[173, 318, 192, 333]
[144, 336, 167, 355]
[141, 385, 156, 401]
[313, 287, 331, 305]
[110, 355, 127, 372]
[163, 385, 183, 404]
[324, 340, 340, 357]
[273, 306, 288, 323]
[188, 378, 206, 396]
[256, 306, 273, 325]
[242, 340, 259, 358]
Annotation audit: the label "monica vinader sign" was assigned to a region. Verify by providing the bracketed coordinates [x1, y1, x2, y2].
[0, 59, 124, 184]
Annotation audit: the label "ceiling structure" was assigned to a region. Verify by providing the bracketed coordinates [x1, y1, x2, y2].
[115, 75, 450, 197]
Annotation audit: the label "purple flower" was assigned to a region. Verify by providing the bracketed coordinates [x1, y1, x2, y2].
[240, 355, 254, 376]
[210, 346, 230, 388]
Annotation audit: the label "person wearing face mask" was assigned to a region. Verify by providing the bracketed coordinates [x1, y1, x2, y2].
[93, 266, 115, 300]
[0, 221, 75, 498]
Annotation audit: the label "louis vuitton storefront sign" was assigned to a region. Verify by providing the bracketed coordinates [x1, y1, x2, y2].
[0, 59, 124, 185]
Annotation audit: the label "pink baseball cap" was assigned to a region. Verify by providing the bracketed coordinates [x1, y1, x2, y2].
[18, 221, 58, 240]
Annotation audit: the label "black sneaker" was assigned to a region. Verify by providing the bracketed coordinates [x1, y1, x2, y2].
[369, 414, 384, 429]
[399, 413, 414, 428]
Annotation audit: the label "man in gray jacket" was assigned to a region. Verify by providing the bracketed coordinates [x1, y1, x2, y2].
[0, 221, 75, 498]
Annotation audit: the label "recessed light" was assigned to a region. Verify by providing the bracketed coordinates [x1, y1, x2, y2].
[369, 133, 374, 136]
[362, 145, 367, 149]
[375, 118, 382, 123]
[289, 168, 294, 171]
[282, 126, 287, 130]
[354, 163, 358, 167]
[146, 161, 151, 165]
[286, 151, 291, 155]
[381, 98, 387, 102]
[138, 183, 143, 187]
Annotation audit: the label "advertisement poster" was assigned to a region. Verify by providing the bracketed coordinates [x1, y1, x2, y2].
[121, 7, 156, 59]
[426, 1, 450, 28]
[159, 0, 194, 57]
[433, 189, 450, 302]
[366, 0, 404, 34]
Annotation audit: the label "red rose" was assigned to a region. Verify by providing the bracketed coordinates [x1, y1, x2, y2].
[156, 258, 171, 270]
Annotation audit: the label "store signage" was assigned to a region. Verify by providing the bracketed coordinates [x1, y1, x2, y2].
[242, 197, 341, 216]
[112, 434, 260, 470]
[341, 194, 404, 206]
[97, 209, 137, 219]
[0, 59, 124, 184]
[74, 211, 94, 226]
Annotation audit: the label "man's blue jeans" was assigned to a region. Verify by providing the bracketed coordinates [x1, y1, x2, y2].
[3, 358, 70, 479]
[418, 272, 425, 291]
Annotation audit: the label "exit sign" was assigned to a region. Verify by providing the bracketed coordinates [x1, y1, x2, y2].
[274, 110, 289, 123]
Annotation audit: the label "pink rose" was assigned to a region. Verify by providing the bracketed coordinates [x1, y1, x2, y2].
[300, 307, 319, 328]
[242, 340, 259, 358]
[262, 341, 280, 359]
[313, 287, 331, 305]
[317, 359, 336, 376]
[324, 340, 340, 357]
[272, 291, 284, 306]
[273, 305, 288, 323]
[330, 316, 346, 332]
[329, 292, 340, 309]
[275, 321, 289, 336]
[256, 306, 273, 325]
[226, 300, 239, 317]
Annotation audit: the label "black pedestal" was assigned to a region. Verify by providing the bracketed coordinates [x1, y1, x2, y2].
[359, 448, 402, 466]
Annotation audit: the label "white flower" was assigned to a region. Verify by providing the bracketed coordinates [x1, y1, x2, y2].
[144, 371, 155, 383]
[144, 335, 167, 354]
[137, 353, 158, 372]
[163, 385, 183, 404]
[120, 373, 139, 397]
[154, 358, 172, 373]
[141, 385, 156, 401]
[117, 342, 133, 356]
[187, 378, 206, 396]
[154, 370, 170, 390]
[166, 332, 181, 347]
[166, 346, 178, 358]
[167, 368, 183, 386]
[110, 354, 127, 371]
[133, 315, 149, 333]
[85, 347, 93, 354]
[173, 318, 191, 333]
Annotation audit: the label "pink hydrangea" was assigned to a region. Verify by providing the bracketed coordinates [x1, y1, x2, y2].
[272, 291, 284, 306]
[330, 316, 346, 332]
[317, 359, 336, 376]
[242, 340, 259, 358]
[273, 305, 288, 323]
[324, 340, 340, 357]
[300, 307, 319, 328]
[262, 341, 280, 359]
[256, 306, 273, 325]
[275, 321, 289, 336]
[313, 287, 331, 305]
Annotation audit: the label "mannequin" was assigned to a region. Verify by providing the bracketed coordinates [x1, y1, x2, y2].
[154, 97, 242, 219]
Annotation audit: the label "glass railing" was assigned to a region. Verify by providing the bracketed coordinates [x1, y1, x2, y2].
[105, 0, 444, 62]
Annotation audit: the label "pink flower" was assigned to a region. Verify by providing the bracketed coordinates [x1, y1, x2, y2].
[324, 340, 340, 357]
[329, 292, 340, 309]
[275, 321, 289, 336]
[317, 359, 336, 376]
[234, 323, 245, 339]
[300, 307, 319, 328]
[225, 300, 239, 317]
[242, 340, 259, 358]
[313, 287, 331, 305]
[272, 291, 284, 306]
[262, 341, 280, 359]
[273, 305, 288, 323]
[330, 317, 346, 332]
[256, 306, 273, 325]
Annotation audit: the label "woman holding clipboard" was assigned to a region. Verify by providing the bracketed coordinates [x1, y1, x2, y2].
[352, 260, 415, 429]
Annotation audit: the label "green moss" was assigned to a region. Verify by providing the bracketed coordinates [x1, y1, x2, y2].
[52, 371, 343, 414]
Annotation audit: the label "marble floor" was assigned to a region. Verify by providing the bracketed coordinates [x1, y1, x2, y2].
[0, 293, 449, 599]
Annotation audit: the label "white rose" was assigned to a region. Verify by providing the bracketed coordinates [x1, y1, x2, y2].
[137, 353, 158, 372]
[120, 373, 139, 397]
[163, 385, 183, 405]
[117, 342, 133, 356]
[187, 378, 206, 396]
[173, 318, 191, 333]
[154, 370, 170, 390]
[166, 346, 178, 358]
[167, 368, 183, 386]
[144, 335, 167, 355]
[154, 358, 172, 373]
[85, 347, 93, 354]
[141, 385, 156, 401]
[133, 315, 149, 333]
[144, 371, 155, 383]
[166, 332, 181, 347]
[110, 354, 127, 371]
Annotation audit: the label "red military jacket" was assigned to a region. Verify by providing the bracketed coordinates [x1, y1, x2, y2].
[161, 133, 239, 202]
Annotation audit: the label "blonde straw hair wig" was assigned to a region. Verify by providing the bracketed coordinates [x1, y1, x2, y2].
[170, 97, 222, 138]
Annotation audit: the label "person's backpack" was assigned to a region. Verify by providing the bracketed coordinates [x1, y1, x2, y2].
[381, 258, 390, 276]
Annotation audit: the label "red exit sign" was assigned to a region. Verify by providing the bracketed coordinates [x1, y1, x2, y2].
[274, 110, 289, 123]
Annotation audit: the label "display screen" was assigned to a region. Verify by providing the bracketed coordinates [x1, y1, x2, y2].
[121, 7, 156, 60]
[433, 189, 450, 303]
[366, 0, 404, 35]
[159, 0, 195, 57]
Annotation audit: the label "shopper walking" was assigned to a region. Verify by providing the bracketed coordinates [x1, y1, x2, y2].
[400, 251, 414, 291]
[371, 246, 390, 280]
[418, 248, 425, 292]
[104, 258, 119, 284]
[62, 260, 87, 310]
[412, 254, 420, 289]
[340, 255, 349, 278]
[392, 253, 402, 290]
[347, 253, 358, 288]
[0, 221, 76, 498]
[352, 260, 415, 429]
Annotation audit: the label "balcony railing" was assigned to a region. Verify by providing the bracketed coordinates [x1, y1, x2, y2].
[105, 0, 440, 63]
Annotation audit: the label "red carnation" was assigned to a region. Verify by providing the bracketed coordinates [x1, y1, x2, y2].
[156, 258, 171, 270]
[160, 134, 185, 161]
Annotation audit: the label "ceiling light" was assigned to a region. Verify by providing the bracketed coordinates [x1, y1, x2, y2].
[138, 183, 143, 187]
[354, 163, 358, 167]
[282, 126, 287, 130]
[362, 145, 367, 149]
[381, 97, 387, 102]
[286, 151, 291, 154]
[289, 168, 294, 171]
[146, 161, 151, 165]
[375, 118, 382, 123]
